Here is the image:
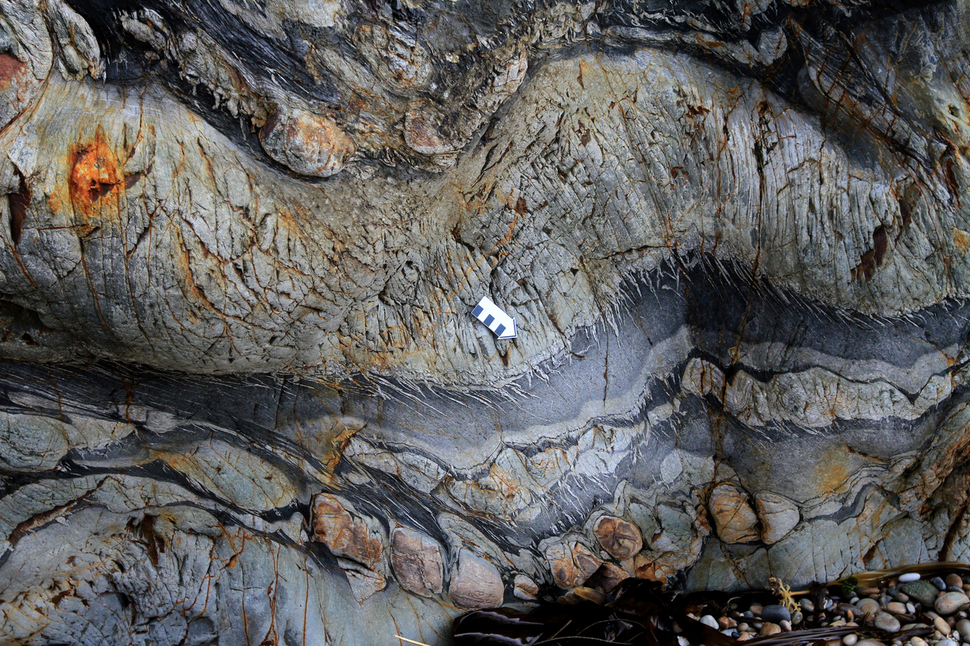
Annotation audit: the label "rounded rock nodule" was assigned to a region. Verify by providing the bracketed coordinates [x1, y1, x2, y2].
[449, 550, 504, 609]
[594, 515, 643, 560]
[259, 107, 356, 177]
[389, 526, 444, 597]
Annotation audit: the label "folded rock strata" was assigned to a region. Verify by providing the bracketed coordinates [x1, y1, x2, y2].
[0, 0, 968, 644]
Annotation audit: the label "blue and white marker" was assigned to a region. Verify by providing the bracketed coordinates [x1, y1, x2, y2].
[472, 296, 517, 339]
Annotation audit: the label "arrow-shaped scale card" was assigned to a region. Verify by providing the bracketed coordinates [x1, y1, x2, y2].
[472, 296, 517, 339]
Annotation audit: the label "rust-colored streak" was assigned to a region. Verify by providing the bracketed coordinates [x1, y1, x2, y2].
[872, 225, 887, 265]
[69, 128, 122, 228]
[127, 514, 165, 567]
[0, 53, 25, 92]
[851, 226, 889, 282]
[8, 168, 30, 245]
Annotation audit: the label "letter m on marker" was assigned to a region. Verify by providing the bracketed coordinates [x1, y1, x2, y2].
[472, 296, 517, 339]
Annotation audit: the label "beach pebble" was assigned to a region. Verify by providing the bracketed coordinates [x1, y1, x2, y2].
[934, 578, 949, 591]
[886, 602, 907, 615]
[760, 622, 782, 636]
[762, 605, 791, 623]
[749, 604, 764, 616]
[895, 592, 910, 603]
[907, 603, 916, 614]
[948, 574, 965, 588]
[700, 615, 718, 629]
[843, 635, 859, 646]
[855, 640, 886, 646]
[900, 581, 941, 606]
[780, 620, 792, 631]
[937, 592, 970, 616]
[801, 599, 815, 612]
[792, 611, 804, 625]
[875, 613, 901, 632]
[858, 598, 881, 616]
[936, 616, 953, 635]
[899, 573, 921, 583]
[910, 638, 927, 646]
[957, 618, 970, 641]
[939, 639, 959, 646]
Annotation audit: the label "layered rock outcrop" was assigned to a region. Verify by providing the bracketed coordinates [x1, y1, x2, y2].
[0, 0, 969, 644]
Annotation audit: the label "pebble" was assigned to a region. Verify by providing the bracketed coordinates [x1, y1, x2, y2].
[801, 599, 816, 612]
[762, 605, 791, 623]
[901, 580, 942, 606]
[934, 577, 950, 591]
[895, 592, 910, 603]
[899, 573, 921, 583]
[948, 574, 966, 588]
[792, 611, 804, 625]
[749, 604, 764, 616]
[760, 623, 781, 636]
[843, 635, 858, 646]
[855, 640, 886, 646]
[937, 616, 954, 635]
[939, 639, 959, 646]
[907, 603, 916, 614]
[886, 602, 907, 615]
[911, 638, 927, 646]
[700, 615, 718, 629]
[858, 598, 881, 616]
[938, 592, 970, 616]
[957, 618, 970, 641]
[875, 613, 901, 632]
[738, 623, 750, 632]
[780, 620, 792, 631]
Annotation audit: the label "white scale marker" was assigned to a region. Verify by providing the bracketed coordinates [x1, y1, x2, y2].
[472, 296, 517, 339]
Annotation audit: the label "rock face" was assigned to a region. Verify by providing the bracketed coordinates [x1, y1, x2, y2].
[0, 0, 969, 644]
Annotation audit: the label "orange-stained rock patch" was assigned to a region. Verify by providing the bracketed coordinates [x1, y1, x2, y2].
[0, 54, 25, 92]
[69, 128, 122, 227]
